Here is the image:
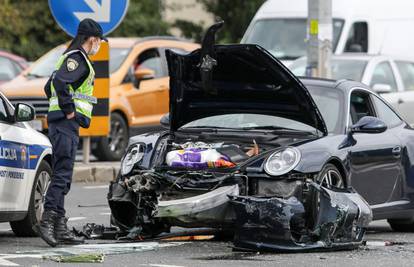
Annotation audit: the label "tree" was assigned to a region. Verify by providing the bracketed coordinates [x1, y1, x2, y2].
[0, 0, 170, 61]
[173, 0, 265, 43]
[198, 0, 265, 43]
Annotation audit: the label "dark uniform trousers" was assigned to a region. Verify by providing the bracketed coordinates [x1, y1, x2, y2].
[44, 118, 79, 216]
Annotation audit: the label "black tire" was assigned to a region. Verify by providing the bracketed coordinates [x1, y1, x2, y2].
[10, 161, 52, 237]
[308, 163, 345, 228]
[93, 112, 129, 161]
[388, 218, 414, 232]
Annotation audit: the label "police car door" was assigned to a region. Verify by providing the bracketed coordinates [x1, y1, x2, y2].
[0, 95, 30, 212]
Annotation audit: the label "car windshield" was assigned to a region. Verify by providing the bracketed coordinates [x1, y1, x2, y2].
[243, 18, 344, 60]
[290, 58, 368, 82]
[27, 47, 130, 78]
[181, 86, 343, 134]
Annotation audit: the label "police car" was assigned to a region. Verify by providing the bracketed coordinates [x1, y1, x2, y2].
[0, 92, 52, 236]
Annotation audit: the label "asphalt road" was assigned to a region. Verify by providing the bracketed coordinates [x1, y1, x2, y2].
[1, 184, 414, 267]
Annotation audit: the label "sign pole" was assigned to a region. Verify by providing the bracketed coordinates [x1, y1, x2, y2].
[306, 0, 332, 79]
[82, 137, 91, 164]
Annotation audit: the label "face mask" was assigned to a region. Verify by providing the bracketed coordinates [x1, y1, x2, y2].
[89, 40, 101, 55]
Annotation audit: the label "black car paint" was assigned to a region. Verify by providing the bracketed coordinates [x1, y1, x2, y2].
[125, 78, 414, 221]
[166, 44, 328, 135]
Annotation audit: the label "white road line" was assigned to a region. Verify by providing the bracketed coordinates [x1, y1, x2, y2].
[140, 265, 186, 267]
[83, 185, 108, 189]
[0, 255, 42, 267]
[99, 212, 111, 216]
[0, 258, 18, 266]
[68, 217, 87, 221]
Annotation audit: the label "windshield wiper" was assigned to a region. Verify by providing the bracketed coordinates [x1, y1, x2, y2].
[241, 126, 318, 135]
[180, 126, 242, 131]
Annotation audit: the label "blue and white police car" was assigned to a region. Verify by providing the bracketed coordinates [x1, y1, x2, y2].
[0, 92, 52, 236]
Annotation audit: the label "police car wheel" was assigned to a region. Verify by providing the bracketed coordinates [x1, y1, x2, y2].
[93, 112, 128, 161]
[10, 161, 52, 237]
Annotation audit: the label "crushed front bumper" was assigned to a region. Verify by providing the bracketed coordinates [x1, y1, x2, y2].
[230, 183, 372, 252]
[108, 178, 372, 252]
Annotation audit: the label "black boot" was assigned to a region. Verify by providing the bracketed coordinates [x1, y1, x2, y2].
[55, 217, 85, 245]
[38, 210, 58, 247]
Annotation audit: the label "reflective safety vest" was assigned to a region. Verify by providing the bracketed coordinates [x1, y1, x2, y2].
[48, 50, 96, 128]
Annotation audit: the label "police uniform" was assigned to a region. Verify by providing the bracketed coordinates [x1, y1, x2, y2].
[39, 18, 106, 247]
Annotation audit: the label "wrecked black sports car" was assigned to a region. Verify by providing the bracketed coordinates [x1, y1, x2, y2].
[108, 23, 414, 251]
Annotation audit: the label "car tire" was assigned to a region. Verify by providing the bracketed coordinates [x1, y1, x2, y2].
[10, 161, 52, 237]
[388, 218, 414, 232]
[93, 112, 129, 161]
[308, 163, 345, 228]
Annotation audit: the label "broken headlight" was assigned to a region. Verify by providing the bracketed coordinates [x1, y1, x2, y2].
[121, 144, 144, 176]
[264, 147, 301, 176]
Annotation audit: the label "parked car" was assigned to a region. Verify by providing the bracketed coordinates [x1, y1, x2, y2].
[0, 51, 28, 85]
[0, 37, 199, 161]
[0, 92, 52, 237]
[242, 0, 414, 65]
[109, 24, 414, 252]
[290, 54, 414, 126]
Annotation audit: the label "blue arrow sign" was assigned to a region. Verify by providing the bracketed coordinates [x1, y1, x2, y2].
[49, 0, 129, 37]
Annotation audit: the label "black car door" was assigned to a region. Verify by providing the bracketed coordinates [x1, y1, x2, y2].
[349, 90, 402, 205]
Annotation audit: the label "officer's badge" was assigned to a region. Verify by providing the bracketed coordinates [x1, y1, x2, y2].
[67, 58, 79, 72]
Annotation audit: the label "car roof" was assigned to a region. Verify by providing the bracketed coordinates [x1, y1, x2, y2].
[296, 54, 414, 62]
[0, 50, 27, 63]
[300, 77, 373, 94]
[108, 36, 193, 49]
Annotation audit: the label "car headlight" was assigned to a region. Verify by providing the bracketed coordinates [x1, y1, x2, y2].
[121, 144, 145, 176]
[264, 147, 301, 176]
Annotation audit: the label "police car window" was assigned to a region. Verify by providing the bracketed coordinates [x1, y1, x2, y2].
[372, 95, 403, 128]
[0, 98, 9, 122]
[370, 62, 398, 92]
[136, 49, 164, 78]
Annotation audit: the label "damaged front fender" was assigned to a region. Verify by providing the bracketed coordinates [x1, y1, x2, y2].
[230, 183, 372, 252]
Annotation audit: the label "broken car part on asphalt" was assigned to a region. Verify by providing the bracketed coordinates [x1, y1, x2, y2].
[107, 21, 374, 252]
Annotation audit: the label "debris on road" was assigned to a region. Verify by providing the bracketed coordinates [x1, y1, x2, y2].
[45, 253, 105, 263]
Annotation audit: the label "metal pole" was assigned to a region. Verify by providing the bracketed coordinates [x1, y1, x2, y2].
[82, 137, 90, 164]
[306, 0, 333, 79]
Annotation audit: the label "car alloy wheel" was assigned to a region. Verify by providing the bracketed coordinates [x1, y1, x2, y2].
[34, 170, 51, 223]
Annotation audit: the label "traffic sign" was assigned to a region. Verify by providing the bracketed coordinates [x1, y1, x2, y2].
[48, 0, 129, 37]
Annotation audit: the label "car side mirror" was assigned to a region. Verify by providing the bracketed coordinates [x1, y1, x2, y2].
[160, 113, 170, 129]
[372, 83, 392, 94]
[134, 68, 155, 81]
[351, 116, 387, 134]
[14, 103, 35, 122]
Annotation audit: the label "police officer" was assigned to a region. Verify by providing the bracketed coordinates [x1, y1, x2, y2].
[39, 18, 107, 247]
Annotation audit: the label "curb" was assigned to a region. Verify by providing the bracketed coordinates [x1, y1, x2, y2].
[73, 162, 120, 183]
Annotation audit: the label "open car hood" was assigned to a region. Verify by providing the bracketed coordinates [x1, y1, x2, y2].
[166, 31, 327, 135]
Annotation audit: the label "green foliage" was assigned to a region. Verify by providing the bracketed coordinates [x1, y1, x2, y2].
[0, 0, 169, 61]
[172, 19, 204, 42]
[197, 0, 266, 43]
[110, 0, 169, 37]
[0, 0, 67, 61]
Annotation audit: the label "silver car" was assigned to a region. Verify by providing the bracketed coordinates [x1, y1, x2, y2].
[290, 55, 414, 125]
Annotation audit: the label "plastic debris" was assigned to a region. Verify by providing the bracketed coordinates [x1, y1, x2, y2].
[45, 253, 105, 263]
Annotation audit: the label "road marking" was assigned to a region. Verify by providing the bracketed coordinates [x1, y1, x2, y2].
[68, 217, 86, 221]
[99, 212, 111, 216]
[83, 185, 108, 189]
[140, 265, 186, 267]
[0, 255, 42, 266]
[0, 258, 18, 266]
